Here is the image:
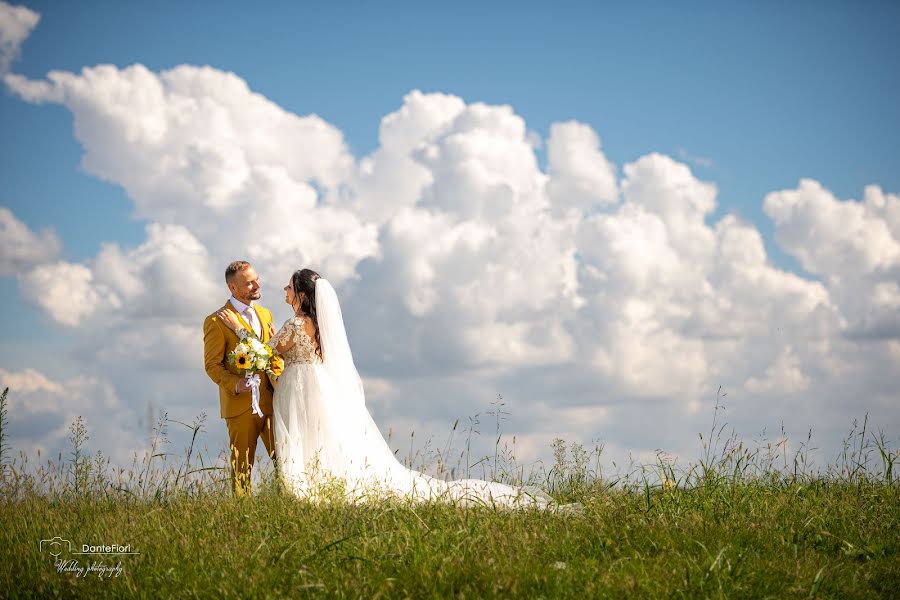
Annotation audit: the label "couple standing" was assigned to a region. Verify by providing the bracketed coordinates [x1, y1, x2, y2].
[203, 260, 558, 509]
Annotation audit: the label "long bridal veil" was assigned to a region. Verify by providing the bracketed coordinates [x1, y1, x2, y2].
[290, 278, 558, 509]
[316, 278, 366, 410]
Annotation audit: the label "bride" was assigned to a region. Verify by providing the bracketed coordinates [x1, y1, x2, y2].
[217, 268, 561, 510]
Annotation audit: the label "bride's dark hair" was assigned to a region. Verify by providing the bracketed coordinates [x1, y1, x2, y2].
[291, 268, 323, 359]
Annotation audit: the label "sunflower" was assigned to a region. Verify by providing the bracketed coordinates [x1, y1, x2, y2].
[234, 353, 250, 369]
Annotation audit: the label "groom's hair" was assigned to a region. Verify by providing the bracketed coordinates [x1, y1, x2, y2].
[225, 261, 252, 283]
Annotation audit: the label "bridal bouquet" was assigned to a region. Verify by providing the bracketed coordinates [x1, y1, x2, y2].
[228, 338, 276, 417]
[228, 337, 275, 375]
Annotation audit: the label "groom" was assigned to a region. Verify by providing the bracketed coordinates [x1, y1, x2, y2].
[203, 260, 282, 495]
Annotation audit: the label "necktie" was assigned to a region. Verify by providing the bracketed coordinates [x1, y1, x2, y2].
[244, 307, 261, 338]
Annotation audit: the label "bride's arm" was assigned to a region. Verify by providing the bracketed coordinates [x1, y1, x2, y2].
[269, 321, 296, 354]
[214, 309, 252, 341]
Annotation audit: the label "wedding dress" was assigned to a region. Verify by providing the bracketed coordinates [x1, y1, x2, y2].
[248, 279, 560, 510]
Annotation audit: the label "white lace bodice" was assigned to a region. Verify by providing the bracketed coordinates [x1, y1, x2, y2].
[271, 315, 322, 366]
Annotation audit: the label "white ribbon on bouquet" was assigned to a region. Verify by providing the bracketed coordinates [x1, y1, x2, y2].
[246, 373, 263, 417]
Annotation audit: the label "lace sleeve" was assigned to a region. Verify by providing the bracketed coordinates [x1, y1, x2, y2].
[271, 318, 299, 350]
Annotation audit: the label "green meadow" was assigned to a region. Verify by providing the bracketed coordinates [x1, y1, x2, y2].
[1, 388, 897, 598]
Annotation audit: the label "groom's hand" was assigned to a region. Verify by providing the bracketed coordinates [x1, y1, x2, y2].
[235, 378, 252, 394]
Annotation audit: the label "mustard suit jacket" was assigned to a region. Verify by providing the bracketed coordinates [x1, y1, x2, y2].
[203, 300, 284, 419]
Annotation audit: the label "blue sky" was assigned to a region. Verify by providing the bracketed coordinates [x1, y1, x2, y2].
[1, 1, 898, 468]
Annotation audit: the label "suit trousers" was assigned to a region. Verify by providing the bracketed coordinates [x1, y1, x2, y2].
[225, 409, 276, 495]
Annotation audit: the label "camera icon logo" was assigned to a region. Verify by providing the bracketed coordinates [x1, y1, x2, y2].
[39, 536, 72, 558]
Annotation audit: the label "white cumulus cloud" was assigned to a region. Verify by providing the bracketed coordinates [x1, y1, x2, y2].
[764, 179, 900, 339]
[0, 368, 139, 461]
[0, 1, 39, 74]
[0, 206, 61, 276]
[546, 120, 618, 213]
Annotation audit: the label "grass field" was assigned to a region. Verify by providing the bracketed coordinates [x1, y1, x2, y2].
[1, 388, 897, 598]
